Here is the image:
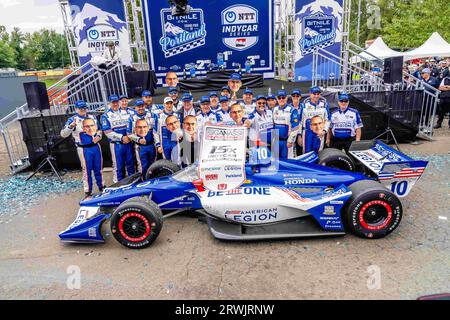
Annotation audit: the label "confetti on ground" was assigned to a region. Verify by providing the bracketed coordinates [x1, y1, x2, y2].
[438, 216, 448, 221]
[0, 174, 82, 217]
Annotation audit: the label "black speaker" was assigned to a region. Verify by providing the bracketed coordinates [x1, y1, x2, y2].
[383, 57, 404, 84]
[23, 82, 50, 111]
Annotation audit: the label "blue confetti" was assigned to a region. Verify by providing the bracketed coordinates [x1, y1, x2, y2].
[0, 173, 83, 217]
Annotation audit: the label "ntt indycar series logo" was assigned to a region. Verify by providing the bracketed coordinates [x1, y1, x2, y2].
[300, 12, 336, 55]
[159, 8, 207, 58]
[221, 5, 259, 51]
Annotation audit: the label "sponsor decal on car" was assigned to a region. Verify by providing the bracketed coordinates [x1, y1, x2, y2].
[207, 187, 271, 197]
[323, 206, 336, 215]
[224, 208, 278, 222]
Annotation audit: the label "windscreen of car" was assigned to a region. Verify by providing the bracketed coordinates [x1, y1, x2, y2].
[172, 164, 199, 182]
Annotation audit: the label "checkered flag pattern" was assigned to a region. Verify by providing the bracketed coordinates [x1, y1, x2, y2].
[301, 40, 334, 55]
[164, 39, 206, 58]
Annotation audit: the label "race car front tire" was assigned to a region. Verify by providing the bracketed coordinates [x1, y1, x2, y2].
[343, 180, 402, 239]
[111, 197, 163, 249]
[318, 148, 355, 172]
[145, 160, 180, 180]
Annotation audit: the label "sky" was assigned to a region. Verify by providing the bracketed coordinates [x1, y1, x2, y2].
[0, 0, 64, 33]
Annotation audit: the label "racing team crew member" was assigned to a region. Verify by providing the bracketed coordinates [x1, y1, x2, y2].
[240, 88, 256, 116]
[142, 90, 162, 115]
[272, 89, 299, 159]
[156, 97, 182, 160]
[209, 92, 220, 112]
[266, 94, 277, 110]
[101, 94, 135, 183]
[128, 99, 159, 177]
[220, 86, 231, 99]
[216, 96, 233, 125]
[168, 87, 183, 112]
[178, 93, 197, 122]
[60, 100, 104, 197]
[196, 96, 222, 140]
[298, 86, 331, 154]
[119, 95, 134, 115]
[291, 89, 302, 109]
[228, 73, 242, 103]
[247, 95, 273, 147]
[327, 93, 363, 152]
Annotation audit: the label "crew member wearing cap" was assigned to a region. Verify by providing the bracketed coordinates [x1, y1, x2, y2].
[168, 87, 183, 112]
[156, 97, 182, 160]
[228, 73, 243, 103]
[327, 93, 363, 152]
[291, 89, 302, 109]
[272, 89, 299, 159]
[127, 100, 159, 177]
[178, 93, 198, 122]
[240, 88, 256, 117]
[220, 86, 231, 99]
[216, 96, 233, 125]
[61, 100, 104, 197]
[247, 95, 273, 147]
[266, 94, 277, 110]
[298, 86, 331, 155]
[209, 92, 220, 112]
[119, 95, 135, 115]
[141, 90, 162, 115]
[101, 94, 135, 183]
[196, 96, 222, 140]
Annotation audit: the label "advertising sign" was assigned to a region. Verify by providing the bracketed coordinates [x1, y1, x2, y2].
[68, 0, 132, 66]
[199, 126, 247, 192]
[143, 0, 274, 83]
[294, 0, 343, 81]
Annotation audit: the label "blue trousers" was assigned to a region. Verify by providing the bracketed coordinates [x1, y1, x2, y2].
[136, 144, 156, 178]
[77, 145, 103, 193]
[110, 142, 135, 183]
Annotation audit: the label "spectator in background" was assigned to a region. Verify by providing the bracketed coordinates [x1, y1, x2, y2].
[165, 71, 179, 88]
[102, 41, 121, 67]
[421, 68, 440, 91]
[435, 72, 450, 129]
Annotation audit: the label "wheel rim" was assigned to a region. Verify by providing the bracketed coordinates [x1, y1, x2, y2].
[118, 212, 151, 242]
[358, 200, 393, 231]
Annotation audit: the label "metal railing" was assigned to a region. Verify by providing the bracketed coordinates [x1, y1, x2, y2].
[0, 62, 128, 174]
[312, 46, 440, 139]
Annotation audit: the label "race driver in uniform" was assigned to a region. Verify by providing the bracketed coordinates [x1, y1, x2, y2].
[127, 99, 159, 178]
[101, 94, 135, 183]
[298, 86, 331, 154]
[60, 100, 104, 197]
[272, 89, 299, 159]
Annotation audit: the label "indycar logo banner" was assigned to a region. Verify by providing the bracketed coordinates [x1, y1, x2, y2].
[199, 126, 247, 192]
[68, 0, 132, 67]
[294, 0, 343, 81]
[143, 0, 274, 82]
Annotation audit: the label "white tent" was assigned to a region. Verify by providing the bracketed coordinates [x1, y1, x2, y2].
[350, 37, 403, 63]
[403, 32, 450, 60]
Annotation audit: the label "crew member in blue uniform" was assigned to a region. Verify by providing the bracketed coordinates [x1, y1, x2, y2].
[61, 100, 104, 197]
[119, 95, 135, 115]
[156, 97, 182, 160]
[247, 95, 273, 147]
[142, 90, 162, 115]
[220, 86, 231, 99]
[168, 86, 183, 112]
[272, 89, 299, 159]
[196, 96, 222, 140]
[178, 93, 197, 122]
[209, 92, 220, 113]
[128, 99, 159, 178]
[240, 88, 256, 116]
[101, 94, 135, 183]
[266, 93, 277, 111]
[216, 96, 233, 125]
[328, 93, 363, 152]
[298, 86, 331, 155]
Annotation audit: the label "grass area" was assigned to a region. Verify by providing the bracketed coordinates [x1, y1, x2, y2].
[40, 77, 66, 88]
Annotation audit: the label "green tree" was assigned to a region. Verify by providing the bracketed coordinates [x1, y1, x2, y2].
[0, 39, 16, 68]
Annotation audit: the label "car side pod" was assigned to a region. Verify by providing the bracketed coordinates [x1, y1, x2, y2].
[59, 213, 110, 244]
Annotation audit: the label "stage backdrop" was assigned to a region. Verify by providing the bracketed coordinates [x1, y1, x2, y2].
[68, 0, 132, 67]
[142, 0, 275, 84]
[294, 0, 343, 81]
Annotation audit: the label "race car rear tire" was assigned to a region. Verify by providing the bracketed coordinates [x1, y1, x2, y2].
[343, 180, 402, 239]
[111, 197, 163, 249]
[145, 160, 180, 180]
[318, 148, 355, 172]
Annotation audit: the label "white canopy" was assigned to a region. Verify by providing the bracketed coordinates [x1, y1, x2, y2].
[351, 37, 404, 63]
[403, 32, 450, 60]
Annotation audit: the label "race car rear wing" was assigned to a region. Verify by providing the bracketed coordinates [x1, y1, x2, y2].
[349, 140, 428, 198]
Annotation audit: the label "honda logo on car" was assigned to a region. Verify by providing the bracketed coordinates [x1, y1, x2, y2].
[225, 208, 278, 222]
[284, 176, 319, 185]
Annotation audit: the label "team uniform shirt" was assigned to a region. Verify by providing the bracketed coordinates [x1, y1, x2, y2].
[178, 107, 197, 122]
[156, 111, 183, 160]
[299, 98, 331, 134]
[247, 109, 274, 145]
[216, 109, 233, 126]
[61, 114, 103, 193]
[101, 108, 135, 182]
[330, 107, 363, 139]
[127, 111, 159, 146]
[172, 100, 183, 112]
[272, 104, 299, 140]
[240, 101, 256, 117]
[121, 107, 136, 116]
[150, 104, 164, 115]
[210, 105, 221, 113]
[196, 111, 222, 140]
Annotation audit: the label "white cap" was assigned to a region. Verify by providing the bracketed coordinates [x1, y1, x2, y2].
[164, 97, 173, 104]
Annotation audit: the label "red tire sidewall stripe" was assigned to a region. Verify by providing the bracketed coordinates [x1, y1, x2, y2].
[118, 212, 151, 242]
[358, 200, 393, 231]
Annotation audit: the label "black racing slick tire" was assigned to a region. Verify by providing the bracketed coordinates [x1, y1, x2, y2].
[145, 160, 180, 180]
[318, 148, 356, 172]
[343, 180, 403, 239]
[110, 197, 163, 249]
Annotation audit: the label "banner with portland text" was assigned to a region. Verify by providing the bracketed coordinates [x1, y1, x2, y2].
[142, 0, 274, 84]
[294, 0, 343, 81]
